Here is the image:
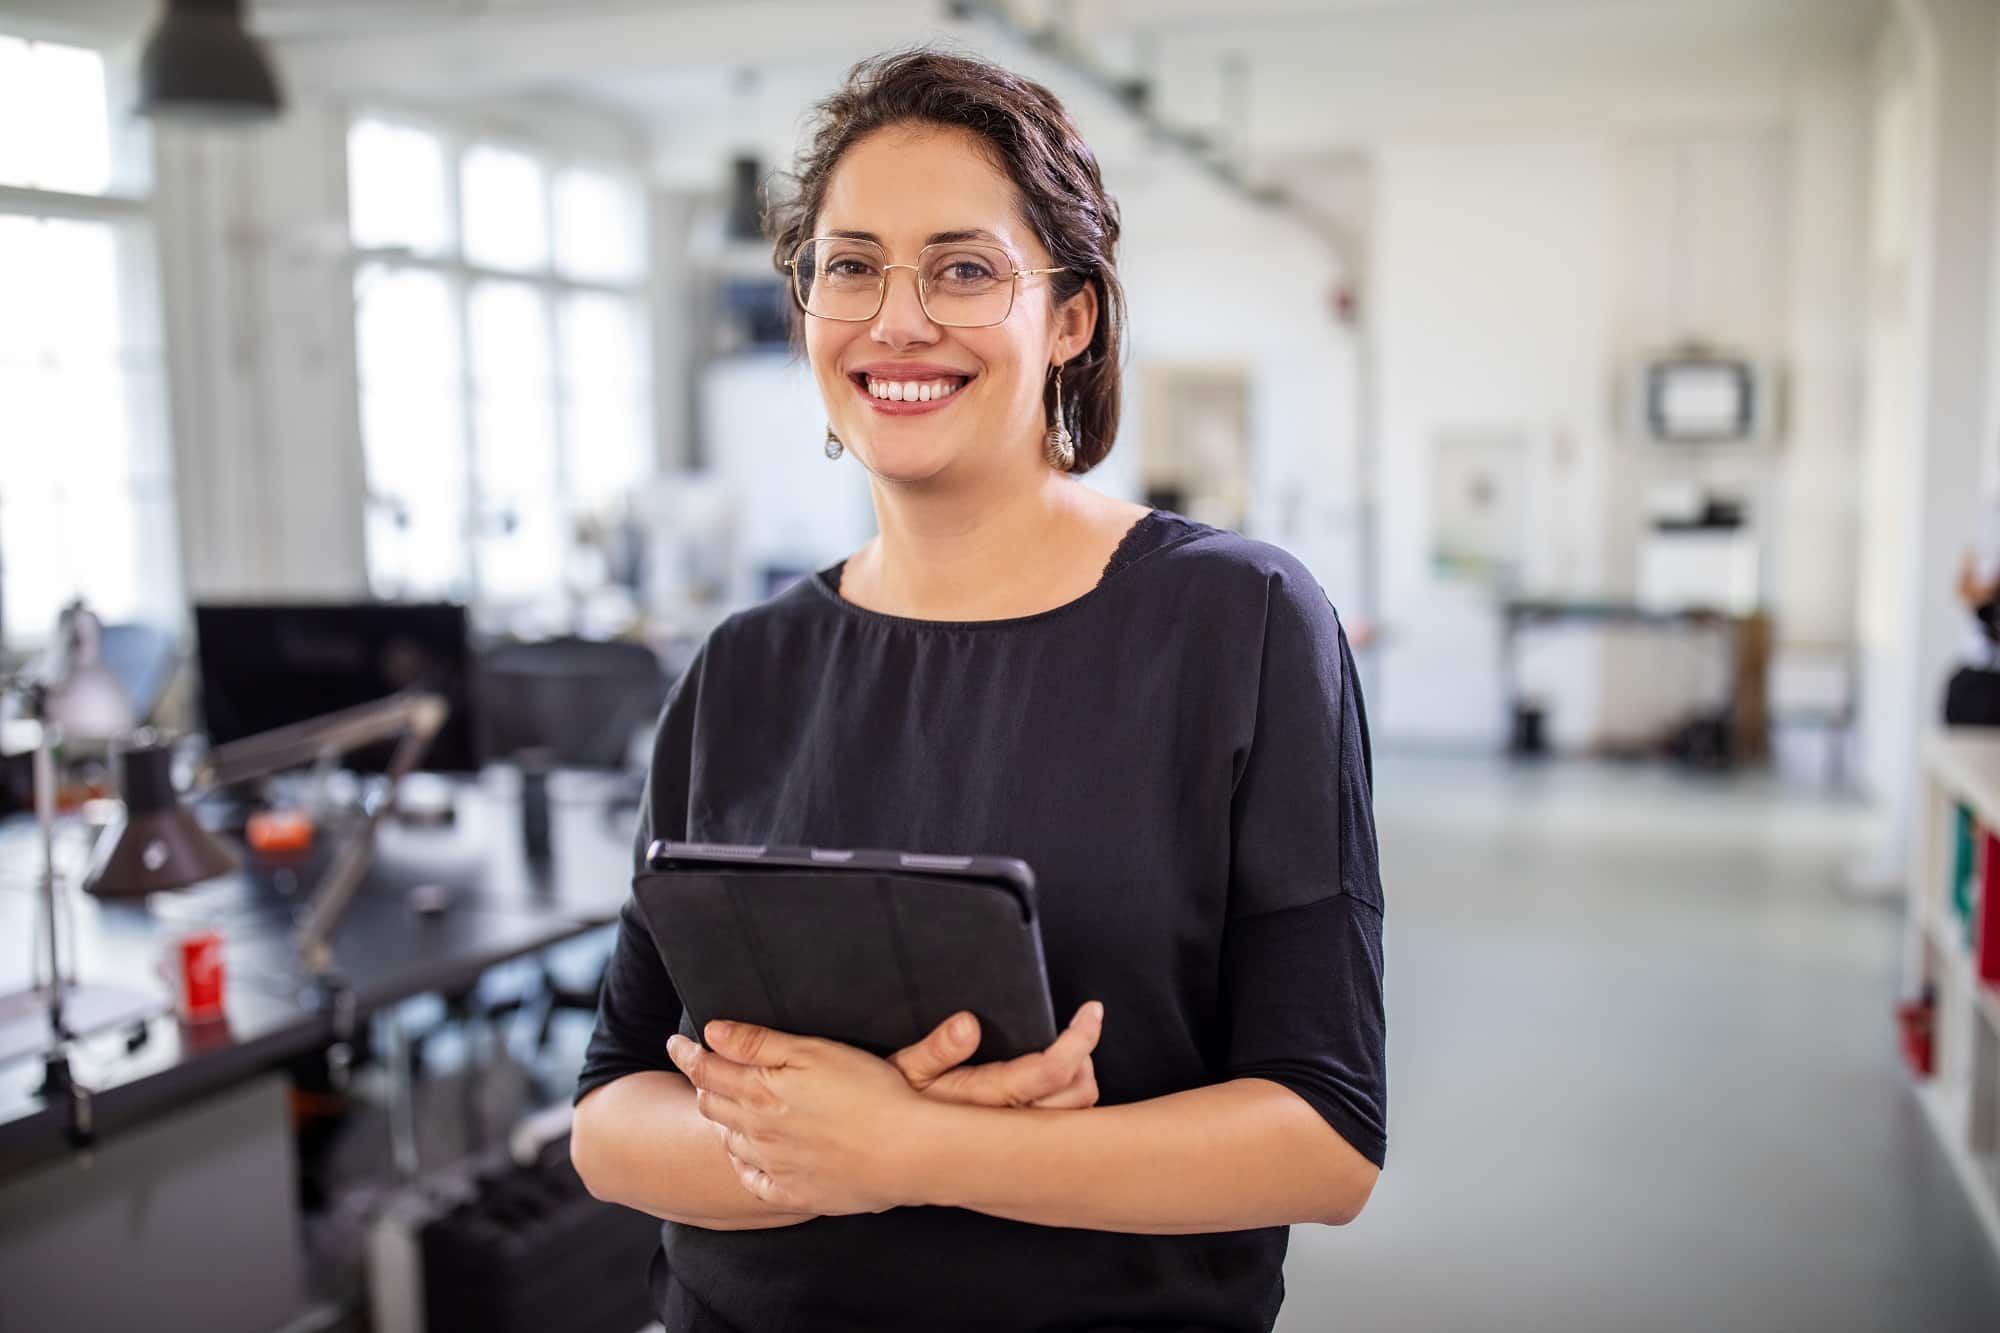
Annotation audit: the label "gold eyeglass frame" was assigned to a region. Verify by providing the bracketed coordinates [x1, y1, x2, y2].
[784, 236, 1070, 328]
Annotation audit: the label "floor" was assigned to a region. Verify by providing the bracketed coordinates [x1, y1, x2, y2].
[1278, 753, 2000, 1333]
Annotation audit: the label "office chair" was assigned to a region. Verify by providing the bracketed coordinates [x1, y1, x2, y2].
[473, 637, 671, 1064]
[475, 637, 668, 772]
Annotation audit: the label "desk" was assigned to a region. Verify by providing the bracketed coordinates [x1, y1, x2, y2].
[1499, 599, 1770, 762]
[0, 770, 640, 1332]
[0, 770, 634, 1176]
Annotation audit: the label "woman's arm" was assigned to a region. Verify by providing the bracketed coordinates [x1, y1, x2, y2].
[906, 1076, 1378, 1232]
[572, 1005, 1105, 1228]
[1960, 550, 1997, 611]
[678, 1023, 1379, 1233]
[571, 1072, 819, 1230]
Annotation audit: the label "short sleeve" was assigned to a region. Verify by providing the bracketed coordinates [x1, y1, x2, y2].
[1222, 569, 1387, 1166]
[574, 647, 706, 1104]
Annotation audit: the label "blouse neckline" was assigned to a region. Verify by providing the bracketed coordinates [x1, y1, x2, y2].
[811, 509, 1200, 632]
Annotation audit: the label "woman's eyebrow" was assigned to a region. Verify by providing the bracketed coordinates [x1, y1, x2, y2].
[824, 227, 1003, 245]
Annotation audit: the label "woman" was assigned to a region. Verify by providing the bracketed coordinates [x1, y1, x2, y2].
[1947, 490, 2000, 725]
[571, 49, 1387, 1332]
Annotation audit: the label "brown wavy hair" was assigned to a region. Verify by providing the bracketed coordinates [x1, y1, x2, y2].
[767, 49, 1126, 474]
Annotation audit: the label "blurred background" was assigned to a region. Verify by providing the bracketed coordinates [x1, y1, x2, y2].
[0, 0, 1997, 1329]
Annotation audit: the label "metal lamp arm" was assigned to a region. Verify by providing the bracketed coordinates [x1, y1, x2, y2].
[198, 692, 449, 791]
[194, 692, 450, 981]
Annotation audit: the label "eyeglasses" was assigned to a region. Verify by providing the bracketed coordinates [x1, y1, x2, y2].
[785, 236, 1069, 328]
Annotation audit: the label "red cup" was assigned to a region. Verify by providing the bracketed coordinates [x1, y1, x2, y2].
[168, 927, 227, 1024]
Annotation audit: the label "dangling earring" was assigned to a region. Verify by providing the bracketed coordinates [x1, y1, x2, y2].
[1044, 363, 1076, 471]
[824, 424, 843, 460]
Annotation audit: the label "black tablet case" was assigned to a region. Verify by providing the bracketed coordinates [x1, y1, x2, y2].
[632, 842, 1059, 1064]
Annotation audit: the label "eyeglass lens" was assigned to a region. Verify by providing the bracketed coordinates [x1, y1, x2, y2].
[792, 237, 1018, 326]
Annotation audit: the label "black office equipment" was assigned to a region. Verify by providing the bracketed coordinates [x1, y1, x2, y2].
[194, 602, 477, 773]
[636, 842, 1058, 1064]
[418, 1137, 657, 1333]
[474, 636, 667, 772]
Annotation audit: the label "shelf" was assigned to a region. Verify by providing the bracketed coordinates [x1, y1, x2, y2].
[1925, 732, 2000, 832]
[1922, 907, 1966, 958]
[1914, 1080, 2000, 1263]
[1920, 909, 2000, 1031]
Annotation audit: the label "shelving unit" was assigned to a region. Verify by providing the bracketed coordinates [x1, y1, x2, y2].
[1905, 732, 2000, 1263]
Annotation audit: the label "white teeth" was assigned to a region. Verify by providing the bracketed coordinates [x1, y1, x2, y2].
[864, 376, 964, 403]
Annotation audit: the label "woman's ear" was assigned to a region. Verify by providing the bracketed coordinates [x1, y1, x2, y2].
[1053, 281, 1099, 365]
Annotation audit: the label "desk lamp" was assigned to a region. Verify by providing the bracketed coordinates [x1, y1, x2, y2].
[85, 693, 452, 974]
[0, 601, 161, 1118]
[192, 691, 449, 980]
[84, 739, 238, 898]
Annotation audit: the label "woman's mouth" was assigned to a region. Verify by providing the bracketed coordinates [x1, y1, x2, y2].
[849, 370, 973, 414]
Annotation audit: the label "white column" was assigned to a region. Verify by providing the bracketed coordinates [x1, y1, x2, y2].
[152, 101, 370, 606]
[1865, 0, 2000, 880]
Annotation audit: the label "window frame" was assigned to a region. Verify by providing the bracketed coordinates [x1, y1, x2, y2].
[345, 108, 653, 617]
[0, 32, 177, 653]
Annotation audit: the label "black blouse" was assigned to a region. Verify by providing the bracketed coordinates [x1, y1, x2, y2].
[578, 510, 1387, 1332]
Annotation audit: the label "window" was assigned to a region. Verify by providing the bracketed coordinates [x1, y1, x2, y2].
[347, 117, 653, 616]
[0, 36, 175, 649]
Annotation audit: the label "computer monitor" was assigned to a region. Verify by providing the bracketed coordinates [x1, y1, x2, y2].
[194, 602, 478, 773]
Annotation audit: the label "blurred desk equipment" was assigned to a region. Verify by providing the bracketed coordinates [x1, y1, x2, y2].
[194, 600, 478, 773]
[474, 636, 666, 1052]
[475, 636, 667, 773]
[0, 600, 162, 1084]
[0, 769, 636, 1333]
[97, 620, 181, 725]
[85, 739, 239, 900]
[195, 690, 450, 980]
[1500, 599, 1770, 767]
[369, 1132, 659, 1333]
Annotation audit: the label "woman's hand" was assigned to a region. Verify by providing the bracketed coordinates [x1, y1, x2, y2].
[887, 1003, 1104, 1109]
[667, 1022, 939, 1217]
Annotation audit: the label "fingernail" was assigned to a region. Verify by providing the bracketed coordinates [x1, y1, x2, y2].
[1087, 1001, 1104, 1022]
[951, 1013, 975, 1042]
[708, 1020, 734, 1043]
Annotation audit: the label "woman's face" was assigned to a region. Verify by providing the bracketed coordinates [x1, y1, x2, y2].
[805, 122, 1095, 485]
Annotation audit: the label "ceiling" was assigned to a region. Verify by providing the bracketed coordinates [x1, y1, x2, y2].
[0, 0, 1889, 191]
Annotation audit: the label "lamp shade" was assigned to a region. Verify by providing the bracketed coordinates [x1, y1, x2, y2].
[40, 601, 134, 741]
[137, 0, 284, 123]
[84, 742, 239, 899]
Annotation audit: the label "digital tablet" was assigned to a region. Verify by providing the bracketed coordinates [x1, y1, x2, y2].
[633, 840, 1059, 1063]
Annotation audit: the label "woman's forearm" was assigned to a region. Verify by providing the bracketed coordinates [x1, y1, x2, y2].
[573, 1072, 820, 1230]
[905, 1077, 1378, 1234]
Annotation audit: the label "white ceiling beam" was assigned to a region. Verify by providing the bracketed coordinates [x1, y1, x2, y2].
[268, 0, 974, 98]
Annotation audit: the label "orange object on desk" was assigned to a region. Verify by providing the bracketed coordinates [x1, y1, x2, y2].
[246, 808, 315, 856]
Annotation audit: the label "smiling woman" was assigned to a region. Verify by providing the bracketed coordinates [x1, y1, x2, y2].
[569, 48, 1387, 1333]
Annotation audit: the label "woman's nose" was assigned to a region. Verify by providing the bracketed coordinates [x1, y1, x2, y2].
[871, 265, 938, 347]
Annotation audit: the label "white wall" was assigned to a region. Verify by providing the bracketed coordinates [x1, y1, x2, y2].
[1113, 171, 1364, 615]
[1362, 52, 1870, 750]
[1372, 134, 1616, 746]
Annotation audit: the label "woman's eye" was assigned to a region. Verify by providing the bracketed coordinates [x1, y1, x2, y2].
[937, 259, 998, 283]
[826, 257, 880, 277]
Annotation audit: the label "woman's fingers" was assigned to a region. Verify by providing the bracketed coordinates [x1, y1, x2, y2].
[888, 1011, 981, 1091]
[1044, 1001, 1104, 1065]
[911, 1002, 1105, 1107]
[1028, 1059, 1099, 1109]
[668, 1033, 775, 1107]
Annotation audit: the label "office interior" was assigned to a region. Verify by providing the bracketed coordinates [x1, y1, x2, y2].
[1, 0, 1999, 1329]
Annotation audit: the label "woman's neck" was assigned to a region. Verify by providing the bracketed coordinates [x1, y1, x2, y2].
[845, 465, 1135, 622]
